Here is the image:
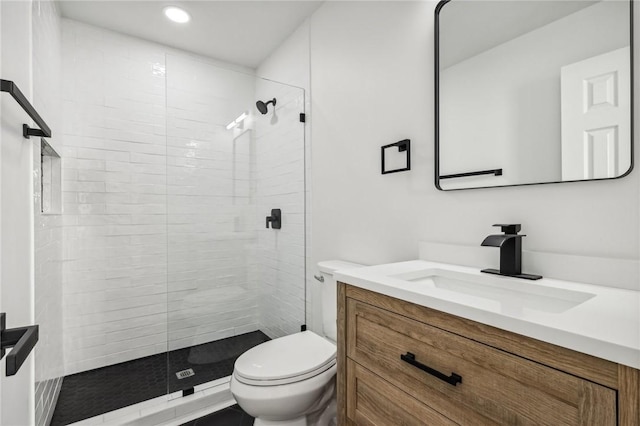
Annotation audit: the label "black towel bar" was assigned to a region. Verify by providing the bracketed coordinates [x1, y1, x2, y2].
[439, 168, 502, 180]
[0, 79, 51, 139]
[0, 313, 39, 377]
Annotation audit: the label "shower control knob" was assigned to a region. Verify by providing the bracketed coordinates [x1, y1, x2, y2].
[265, 209, 281, 229]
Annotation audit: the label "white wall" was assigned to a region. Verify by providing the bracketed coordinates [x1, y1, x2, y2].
[32, 0, 64, 424]
[0, 1, 36, 424]
[0, 0, 3, 418]
[309, 1, 639, 291]
[0, 1, 65, 423]
[440, 0, 629, 188]
[257, 21, 311, 91]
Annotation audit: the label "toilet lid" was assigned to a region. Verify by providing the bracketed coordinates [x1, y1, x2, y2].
[234, 331, 336, 384]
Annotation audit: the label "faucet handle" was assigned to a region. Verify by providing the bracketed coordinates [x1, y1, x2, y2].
[492, 224, 521, 234]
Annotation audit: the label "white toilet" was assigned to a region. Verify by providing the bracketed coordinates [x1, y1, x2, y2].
[230, 260, 363, 426]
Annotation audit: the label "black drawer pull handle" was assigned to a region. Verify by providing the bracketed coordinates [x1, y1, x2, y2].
[400, 352, 462, 386]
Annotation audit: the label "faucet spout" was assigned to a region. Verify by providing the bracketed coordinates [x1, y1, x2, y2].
[481, 234, 525, 248]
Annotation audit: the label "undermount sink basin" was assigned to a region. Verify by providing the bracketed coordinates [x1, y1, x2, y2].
[391, 269, 596, 314]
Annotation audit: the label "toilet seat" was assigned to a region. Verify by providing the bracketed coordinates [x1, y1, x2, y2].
[235, 359, 336, 386]
[234, 331, 337, 387]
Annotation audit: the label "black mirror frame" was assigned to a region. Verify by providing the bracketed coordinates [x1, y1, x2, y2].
[434, 0, 635, 191]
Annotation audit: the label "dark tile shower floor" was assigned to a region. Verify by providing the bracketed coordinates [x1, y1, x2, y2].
[51, 331, 270, 426]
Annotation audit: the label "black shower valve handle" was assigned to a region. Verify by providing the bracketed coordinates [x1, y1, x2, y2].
[266, 209, 282, 229]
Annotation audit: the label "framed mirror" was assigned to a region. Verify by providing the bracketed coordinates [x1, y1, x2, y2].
[435, 0, 633, 190]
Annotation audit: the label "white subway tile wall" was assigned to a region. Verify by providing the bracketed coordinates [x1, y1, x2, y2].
[61, 19, 306, 375]
[33, 1, 64, 425]
[61, 19, 170, 376]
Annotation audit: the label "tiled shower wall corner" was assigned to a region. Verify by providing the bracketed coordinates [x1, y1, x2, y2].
[60, 19, 304, 376]
[255, 80, 306, 339]
[33, 0, 64, 425]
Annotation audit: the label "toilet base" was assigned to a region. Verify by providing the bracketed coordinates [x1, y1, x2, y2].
[250, 395, 336, 426]
[254, 417, 307, 426]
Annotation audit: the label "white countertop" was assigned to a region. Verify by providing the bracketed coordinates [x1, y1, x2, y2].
[335, 260, 640, 369]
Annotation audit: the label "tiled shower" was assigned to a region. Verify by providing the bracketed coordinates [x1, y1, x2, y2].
[31, 11, 307, 426]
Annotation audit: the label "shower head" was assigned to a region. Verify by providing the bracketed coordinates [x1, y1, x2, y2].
[256, 98, 276, 114]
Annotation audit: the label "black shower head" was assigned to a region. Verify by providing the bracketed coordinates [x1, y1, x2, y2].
[256, 98, 276, 114]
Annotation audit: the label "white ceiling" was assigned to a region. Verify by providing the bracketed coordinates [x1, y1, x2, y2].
[58, 1, 323, 68]
[439, 1, 600, 69]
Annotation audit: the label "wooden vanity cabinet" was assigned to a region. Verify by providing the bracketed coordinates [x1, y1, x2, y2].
[337, 283, 640, 426]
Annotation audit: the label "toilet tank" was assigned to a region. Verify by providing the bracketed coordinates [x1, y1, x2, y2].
[317, 260, 364, 342]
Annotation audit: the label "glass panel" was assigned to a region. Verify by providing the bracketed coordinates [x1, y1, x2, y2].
[255, 79, 307, 339]
[51, 26, 170, 424]
[165, 55, 306, 393]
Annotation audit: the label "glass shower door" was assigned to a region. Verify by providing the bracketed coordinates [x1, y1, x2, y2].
[254, 79, 307, 340]
[165, 54, 306, 393]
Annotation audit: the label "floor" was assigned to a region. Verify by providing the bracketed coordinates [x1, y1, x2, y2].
[180, 405, 254, 426]
[51, 331, 270, 426]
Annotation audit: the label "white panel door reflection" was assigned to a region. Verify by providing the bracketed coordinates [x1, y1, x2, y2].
[561, 47, 631, 180]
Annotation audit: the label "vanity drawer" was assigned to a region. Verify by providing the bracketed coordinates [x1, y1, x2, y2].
[346, 298, 617, 426]
[346, 358, 458, 425]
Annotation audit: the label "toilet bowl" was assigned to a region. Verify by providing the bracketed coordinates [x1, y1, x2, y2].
[230, 260, 363, 426]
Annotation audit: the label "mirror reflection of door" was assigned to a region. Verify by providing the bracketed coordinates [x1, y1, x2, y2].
[561, 47, 631, 180]
[436, 0, 633, 190]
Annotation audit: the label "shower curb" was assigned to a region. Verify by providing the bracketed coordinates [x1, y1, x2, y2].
[67, 377, 235, 426]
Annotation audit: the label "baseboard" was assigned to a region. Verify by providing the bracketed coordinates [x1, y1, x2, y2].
[68, 377, 235, 426]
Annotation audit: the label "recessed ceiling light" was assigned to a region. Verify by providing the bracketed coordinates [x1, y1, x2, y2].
[164, 6, 190, 24]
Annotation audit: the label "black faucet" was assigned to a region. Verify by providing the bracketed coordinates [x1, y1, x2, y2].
[481, 224, 542, 280]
